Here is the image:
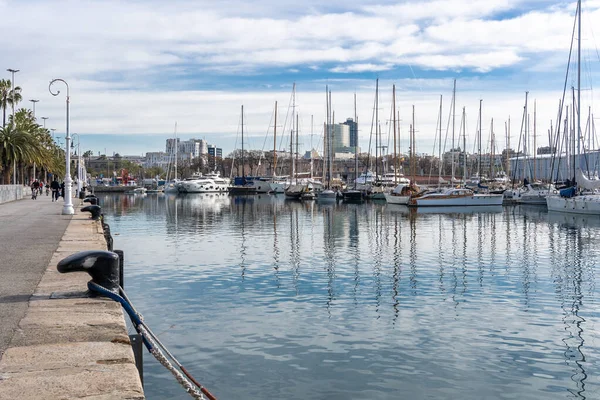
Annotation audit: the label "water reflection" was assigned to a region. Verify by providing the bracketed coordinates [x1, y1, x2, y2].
[98, 193, 600, 400]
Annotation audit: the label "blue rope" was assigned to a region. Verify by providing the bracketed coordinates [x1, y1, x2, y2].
[87, 281, 153, 350]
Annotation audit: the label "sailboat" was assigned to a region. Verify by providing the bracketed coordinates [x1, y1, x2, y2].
[342, 93, 365, 202]
[546, 0, 600, 214]
[409, 106, 503, 207]
[229, 105, 257, 195]
[164, 122, 180, 193]
[384, 84, 411, 205]
[317, 86, 337, 201]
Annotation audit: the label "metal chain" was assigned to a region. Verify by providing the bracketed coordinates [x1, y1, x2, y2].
[139, 325, 206, 400]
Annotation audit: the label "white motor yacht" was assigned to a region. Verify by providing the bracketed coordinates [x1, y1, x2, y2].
[178, 172, 230, 193]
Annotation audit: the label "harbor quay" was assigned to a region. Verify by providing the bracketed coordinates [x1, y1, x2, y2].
[0, 192, 144, 399]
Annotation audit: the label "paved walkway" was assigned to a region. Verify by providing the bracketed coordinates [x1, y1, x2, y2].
[0, 193, 75, 359]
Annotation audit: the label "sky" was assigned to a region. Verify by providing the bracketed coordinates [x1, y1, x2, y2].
[2, 0, 600, 157]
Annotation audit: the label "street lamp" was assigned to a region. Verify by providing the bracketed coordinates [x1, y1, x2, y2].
[29, 100, 40, 181]
[49, 78, 74, 215]
[6, 68, 19, 127]
[71, 133, 82, 196]
[41, 117, 49, 128]
[29, 99, 39, 119]
[7, 68, 19, 184]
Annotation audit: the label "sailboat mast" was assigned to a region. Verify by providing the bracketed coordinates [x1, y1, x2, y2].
[325, 85, 329, 187]
[393, 84, 397, 185]
[534, 100, 537, 182]
[438, 95, 443, 181]
[291, 83, 296, 182]
[241, 105, 245, 178]
[329, 91, 333, 186]
[577, 0, 581, 174]
[296, 113, 299, 184]
[354, 92, 358, 190]
[507, 116, 511, 180]
[174, 122, 178, 180]
[463, 107, 467, 184]
[274, 101, 278, 175]
[375, 78, 379, 181]
[412, 105, 415, 183]
[451, 79, 456, 181]
[491, 118, 495, 180]
[310, 114, 313, 179]
[478, 99, 482, 179]
[323, 122, 327, 185]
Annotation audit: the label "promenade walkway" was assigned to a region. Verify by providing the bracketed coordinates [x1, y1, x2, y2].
[0, 193, 72, 359]
[0, 192, 144, 399]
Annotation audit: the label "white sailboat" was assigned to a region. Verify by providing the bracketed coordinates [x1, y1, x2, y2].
[410, 106, 503, 207]
[384, 84, 411, 205]
[546, 0, 600, 214]
[165, 122, 180, 193]
[318, 86, 337, 201]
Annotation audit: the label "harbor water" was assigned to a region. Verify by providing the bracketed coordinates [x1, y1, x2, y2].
[99, 193, 600, 400]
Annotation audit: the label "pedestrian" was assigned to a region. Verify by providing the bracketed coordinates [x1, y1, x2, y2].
[60, 181, 65, 199]
[31, 180, 38, 200]
[51, 179, 60, 201]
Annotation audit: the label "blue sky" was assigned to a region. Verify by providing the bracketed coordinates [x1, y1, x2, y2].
[2, 0, 599, 157]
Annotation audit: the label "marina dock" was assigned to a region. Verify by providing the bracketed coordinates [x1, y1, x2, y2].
[0, 195, 144, 399]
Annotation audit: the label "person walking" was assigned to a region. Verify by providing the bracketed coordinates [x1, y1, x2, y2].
[60, 182, 65, 199]
[31, 180, 39, 200]
[50, 179, 60, 202]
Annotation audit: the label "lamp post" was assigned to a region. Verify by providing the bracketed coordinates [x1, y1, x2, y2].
[41, 117, 49, 182]
[7, 69, 19, 126]
[7, 68, 19, 184]
[49, 78, 74, 215]
[71, 133, 82, 196]
[29, 100, 40, 181]
[29, 99, 39, 119]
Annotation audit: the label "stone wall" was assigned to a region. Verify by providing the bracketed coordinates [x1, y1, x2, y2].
[0, 211, 145, 399]
[0, 185, 28, 204]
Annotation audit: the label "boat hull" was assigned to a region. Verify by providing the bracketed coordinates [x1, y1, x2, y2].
[517, 196, 548, 206]
[412, 194, 503, 207]
[342, 190, 365, 202]
[228, 185, 257, 195]
[383, 193, 410, 205]
[546, 195, 600, 214]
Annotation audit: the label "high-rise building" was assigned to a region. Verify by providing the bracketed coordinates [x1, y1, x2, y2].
[326, 123, 351, 154]
[343, 118, 358, 148]
[208, 145, 222, 159]
[166, 138, 179, 154]
[208, 145, 222, 170]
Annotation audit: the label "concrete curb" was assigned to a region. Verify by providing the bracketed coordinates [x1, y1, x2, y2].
[0, 211, 145, 399]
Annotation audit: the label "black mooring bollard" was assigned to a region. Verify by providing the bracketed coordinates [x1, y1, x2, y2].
[83, 197, 98, 205]
[81, 205, 102, 220]
[57, 250, 120, 294]
[114, 250, 124, 289]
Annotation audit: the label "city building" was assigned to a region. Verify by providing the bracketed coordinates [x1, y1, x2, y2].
[342, 118, 358, 148]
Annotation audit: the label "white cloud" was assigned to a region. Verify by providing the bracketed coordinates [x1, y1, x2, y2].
[329, 63, 395, 73]
[1, 0, 599, 156]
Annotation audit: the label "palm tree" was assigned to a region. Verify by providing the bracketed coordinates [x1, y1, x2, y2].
[0, 124, 43, 183]
[0, 79, 22, 127]
[0, 108, 62, 183]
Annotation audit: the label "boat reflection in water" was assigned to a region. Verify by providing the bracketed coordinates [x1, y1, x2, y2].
[386, 205, 503, 216]
[97, 193, 600, 400]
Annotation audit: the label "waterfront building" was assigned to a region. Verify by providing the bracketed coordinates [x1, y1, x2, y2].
[342, 118, 358, 148]
[510, 150, 600, 182]
[166, 138, 179, 155]
[144, 152, 171, 168]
